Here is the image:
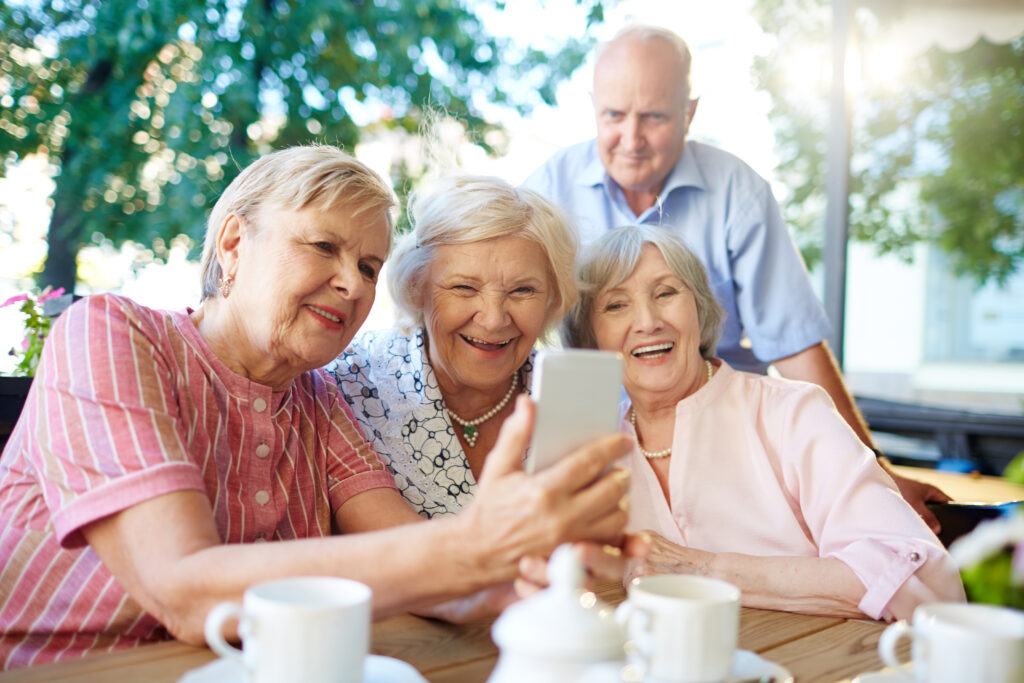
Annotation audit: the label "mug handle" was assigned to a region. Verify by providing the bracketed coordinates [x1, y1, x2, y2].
[615, 600, 655, 667]
[204, 602, 245, 660]
[878, 620, 914, 670]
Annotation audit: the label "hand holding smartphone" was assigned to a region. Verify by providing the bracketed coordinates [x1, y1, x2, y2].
[525, 349, 624, 473]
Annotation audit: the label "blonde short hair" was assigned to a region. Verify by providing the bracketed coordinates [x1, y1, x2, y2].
[387, 175, 579, 333]
[199, 145, 396, 300]
[561, 225, 723, 357]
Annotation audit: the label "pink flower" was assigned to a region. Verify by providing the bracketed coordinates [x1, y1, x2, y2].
[20, 336, 29, 351]
[38, 287, 66, 303]
[0, 293, 28, 309]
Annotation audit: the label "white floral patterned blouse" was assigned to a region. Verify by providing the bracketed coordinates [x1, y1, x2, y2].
[327, 327, 534, 518]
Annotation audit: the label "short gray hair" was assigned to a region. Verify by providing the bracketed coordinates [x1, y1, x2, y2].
[199, 145, 396, 300]
[597, 25, 693, 99]
[561, 225, 723, 357]
[388, 174, 579, 333]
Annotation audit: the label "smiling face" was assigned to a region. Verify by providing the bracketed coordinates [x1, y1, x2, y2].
[225, 203, 389, 384]
[591, 245, 706, 404]
[421, 235, 551, 398]
[593, 35, 694, 208]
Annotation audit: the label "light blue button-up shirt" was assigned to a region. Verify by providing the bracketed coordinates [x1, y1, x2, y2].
[523, 139, 831, 374]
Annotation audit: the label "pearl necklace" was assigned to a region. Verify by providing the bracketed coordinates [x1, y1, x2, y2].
[446, 373, 519, 448]
[631, 360, 714, 459]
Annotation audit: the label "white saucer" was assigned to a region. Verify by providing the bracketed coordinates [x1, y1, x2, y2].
[179, 653, 428, 683]
[730, 649, 794, 683]
[630, 650, 793, 683]
[851, 663, 914, 682]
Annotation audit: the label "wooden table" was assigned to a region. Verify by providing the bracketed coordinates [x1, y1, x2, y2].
[0, 584, 906, 683]
[890, 464, 1024, 504]
[3, 467, 1018, 683]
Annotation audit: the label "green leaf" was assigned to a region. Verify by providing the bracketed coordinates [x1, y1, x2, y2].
[1, 0, 609, 291]
[751, 0, 1024, 280]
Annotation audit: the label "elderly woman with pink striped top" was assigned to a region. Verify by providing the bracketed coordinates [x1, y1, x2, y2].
[0, 146, 633, 669]
[563, 225, 965, 620]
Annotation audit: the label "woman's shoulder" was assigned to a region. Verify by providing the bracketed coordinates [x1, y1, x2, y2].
[340, 327, 422, 364]
[725, 364, 832, 407]
[331, 327, 434, 407]
[64, 292, 163, 322]
[54, 293, 181, 346]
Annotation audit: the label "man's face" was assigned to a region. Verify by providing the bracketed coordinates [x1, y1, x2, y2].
[593, 37, 695, 201]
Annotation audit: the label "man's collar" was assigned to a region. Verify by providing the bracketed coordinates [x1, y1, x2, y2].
[661, 141, 708, 194]
[577, 140, 709, 197]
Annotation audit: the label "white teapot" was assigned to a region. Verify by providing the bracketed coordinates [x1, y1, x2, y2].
[488, 544, 628, 683]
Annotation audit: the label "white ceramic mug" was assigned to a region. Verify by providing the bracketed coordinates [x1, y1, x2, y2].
[616, 575, 740, 683]
[204, 576, 372, 683]
[878, 602, 1024, 683]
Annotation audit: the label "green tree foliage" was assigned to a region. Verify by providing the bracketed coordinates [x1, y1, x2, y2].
[0, 0, 606, 291]
[751, 0, 1024, 284]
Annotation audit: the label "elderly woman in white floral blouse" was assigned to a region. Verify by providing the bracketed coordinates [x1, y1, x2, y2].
[329, 175, 578, 517]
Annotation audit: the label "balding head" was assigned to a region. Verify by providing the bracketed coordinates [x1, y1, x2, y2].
[596, 25, 693, 100]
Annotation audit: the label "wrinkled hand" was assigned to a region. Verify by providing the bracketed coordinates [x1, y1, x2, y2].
[890, 471, 950, 535]
[624, 530, 714, 585]
[463, 395, 632, 583]
[514, 535, 653, 598]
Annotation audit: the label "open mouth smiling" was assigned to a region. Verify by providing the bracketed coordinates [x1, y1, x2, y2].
[307, 304, 344, 324]
[632, 342, 674, 359]
[461, 334, 513, 352]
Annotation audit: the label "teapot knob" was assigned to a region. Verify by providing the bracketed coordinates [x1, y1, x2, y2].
[548, 544, 584, 592]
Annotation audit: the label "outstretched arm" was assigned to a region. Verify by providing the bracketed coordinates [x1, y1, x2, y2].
[83, 396, 631, 644]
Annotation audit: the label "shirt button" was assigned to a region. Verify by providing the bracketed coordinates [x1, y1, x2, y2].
[909, 552, 921, 562]
[254, 535, 267, 543]
[255, 443, 270, 458]
[254, 490, 271, 505]
[252, 397, 268, 413]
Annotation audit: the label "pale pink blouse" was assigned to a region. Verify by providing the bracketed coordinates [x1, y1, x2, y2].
[627, 360, 965, 621]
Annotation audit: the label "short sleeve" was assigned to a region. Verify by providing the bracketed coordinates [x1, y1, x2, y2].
[779, 384, 965, 620]
[28, 295, 205, 547]
[725, 184, 832, 362]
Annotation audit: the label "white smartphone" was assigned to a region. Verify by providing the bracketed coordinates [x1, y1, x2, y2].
[525, 349, 624, 473]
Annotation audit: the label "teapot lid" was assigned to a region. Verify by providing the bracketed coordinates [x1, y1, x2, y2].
[491, 544, 625, 657]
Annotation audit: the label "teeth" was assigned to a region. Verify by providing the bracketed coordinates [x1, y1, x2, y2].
[464, 335, 511, 346]
[633, 342, 673, 357]
[309, 305, 341, 323]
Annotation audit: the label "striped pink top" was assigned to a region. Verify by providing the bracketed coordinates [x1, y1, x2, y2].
[0, 294, 396, 669]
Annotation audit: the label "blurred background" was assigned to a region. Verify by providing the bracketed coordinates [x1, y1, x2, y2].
[2, 0, 1022, 467]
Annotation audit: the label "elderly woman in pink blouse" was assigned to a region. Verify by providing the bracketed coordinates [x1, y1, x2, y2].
[0, 146, 632, 669]
[562, 225, 964, 620]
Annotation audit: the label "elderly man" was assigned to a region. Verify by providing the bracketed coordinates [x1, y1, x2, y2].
[523, 25, 948, 526]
